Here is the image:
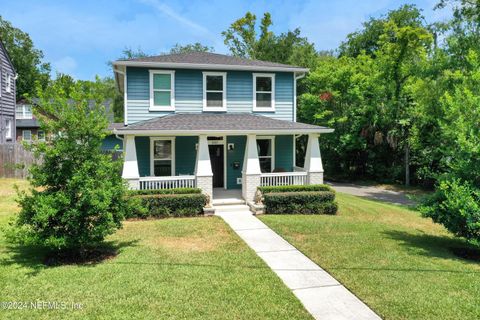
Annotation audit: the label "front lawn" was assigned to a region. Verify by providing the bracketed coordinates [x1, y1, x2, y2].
[0, 179, 311, 320]
[260, 193, 480, 320]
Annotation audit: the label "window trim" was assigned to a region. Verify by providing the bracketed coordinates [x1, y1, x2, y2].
[6, 73, 11, 93]
[16, 104, 33, 120]
[149, 137, 175, 176]
[37, 130, 45, 141]
[256, 136, 275, 173]
[203, 71, 227, 112]
[253, 73, 275, 112]
[149, 70, 175, 111]
[22, 130, 32, 142]
[5, 119, 12, 140]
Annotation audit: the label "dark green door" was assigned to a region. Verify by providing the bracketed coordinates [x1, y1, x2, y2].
[209, 145, 224, 188]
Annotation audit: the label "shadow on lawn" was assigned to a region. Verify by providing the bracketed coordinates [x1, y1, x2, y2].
[0, 240, 139, 276]
[383, 229, 480, 264]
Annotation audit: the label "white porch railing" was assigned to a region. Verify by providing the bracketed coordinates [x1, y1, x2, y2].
[139, 175, 196, 190]
[260, 172, 307, 186]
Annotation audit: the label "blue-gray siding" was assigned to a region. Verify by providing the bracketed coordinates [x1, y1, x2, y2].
[126, 67, 294, 124]
[0, 41, 16, 143]
[101, 135, 123, 151]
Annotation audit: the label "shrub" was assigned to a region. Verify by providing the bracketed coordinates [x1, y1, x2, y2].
[129, 193, 207, 218]
[258, 184, 333, 194]
[128, 188, 201, 196]
[263, 191, 338, 215]
[420, 179, 480, 243]
[9, 80, 133, 253]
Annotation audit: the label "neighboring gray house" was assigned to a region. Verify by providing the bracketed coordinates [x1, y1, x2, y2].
[0, 39, 16, 143]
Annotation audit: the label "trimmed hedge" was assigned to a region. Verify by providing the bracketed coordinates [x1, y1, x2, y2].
[128, 187, 201, 196]
[258, 184, 333, 194]
[128, 193, 207, 218]
[263, 191, 338, 215]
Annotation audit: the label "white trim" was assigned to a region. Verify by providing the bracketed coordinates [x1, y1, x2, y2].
[203, 72, 227, 112]
[22, 129, 32, 141]
[149, 70, 175, 112]
[293, 72, 306, 122]
[123, 67, 128, 125]
[113, 60, 309, 73]
[256, 136, 275, 172]
[114, 128, 334, 135]
[149, 137, 176, 176]
[253, 73, 275, 112]
[0, 68, 2, 97]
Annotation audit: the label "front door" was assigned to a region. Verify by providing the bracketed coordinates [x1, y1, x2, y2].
[209, 144, 224, 188]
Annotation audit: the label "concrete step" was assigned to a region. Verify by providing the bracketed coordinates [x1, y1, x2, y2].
[214, 204, 250, 213]
[212, 198, 245, 206]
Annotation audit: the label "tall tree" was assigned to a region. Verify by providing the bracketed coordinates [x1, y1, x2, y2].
[222, 12, 318, 68]
[170, 42, 213, 54]
[0, 16, 50, 99]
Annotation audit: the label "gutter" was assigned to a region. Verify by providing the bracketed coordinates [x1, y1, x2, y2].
[293, 71, 307, 122]
[112, 128, 334, 136]
[113, 60, 309, 73]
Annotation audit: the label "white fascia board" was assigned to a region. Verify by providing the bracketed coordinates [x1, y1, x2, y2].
[113, 61, 309, 73]
[113, 128, 334, 136]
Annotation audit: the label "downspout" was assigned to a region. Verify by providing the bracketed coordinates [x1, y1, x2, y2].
[294, 72, 306, 122]
[113, 66, 127, 126]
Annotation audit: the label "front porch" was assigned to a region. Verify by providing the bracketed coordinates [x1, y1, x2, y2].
[115, 113, 332, 205]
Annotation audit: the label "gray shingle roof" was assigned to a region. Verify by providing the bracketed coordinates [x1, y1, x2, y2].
[16, 119, 40, 128]
[115, 113, 332, 133]
[116, 52, 307, 70]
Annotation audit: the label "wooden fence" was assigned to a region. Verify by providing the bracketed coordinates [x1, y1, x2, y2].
[0, 143, 36, 179]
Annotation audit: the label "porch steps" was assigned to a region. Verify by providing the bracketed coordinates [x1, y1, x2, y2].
[213, 204, 250, 213]
[212, 198, 245, 206]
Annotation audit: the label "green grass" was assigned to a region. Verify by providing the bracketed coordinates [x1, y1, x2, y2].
[0, 179, 311, 320]
[260, 193, 480, 320]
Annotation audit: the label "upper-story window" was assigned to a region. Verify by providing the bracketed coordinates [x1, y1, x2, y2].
[6, 73, 12, 93]
[253, 73, 275, 112]
[203, 72, 226, 112]
[149, 70, 175, 111]
[5, 119, 12, 140]
[16, 104, 33, 119]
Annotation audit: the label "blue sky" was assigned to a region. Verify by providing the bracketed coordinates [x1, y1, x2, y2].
[1, 0, 452, 80]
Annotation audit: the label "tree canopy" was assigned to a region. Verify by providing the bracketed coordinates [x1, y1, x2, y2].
[0, 15, 51, 99]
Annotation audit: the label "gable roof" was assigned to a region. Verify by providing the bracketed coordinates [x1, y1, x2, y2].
[0, 38, 16, 72]
[114, 113, 333, 135]
[113, 52, 308, 73]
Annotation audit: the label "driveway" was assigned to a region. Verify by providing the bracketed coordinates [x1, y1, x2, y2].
[327, 181, 416, 206]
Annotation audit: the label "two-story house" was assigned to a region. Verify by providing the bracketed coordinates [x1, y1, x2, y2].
[112, 52, 333, 204]
[0, 39, 16, 144]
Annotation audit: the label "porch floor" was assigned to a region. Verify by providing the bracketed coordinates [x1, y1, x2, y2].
[212, 188, 244, 205]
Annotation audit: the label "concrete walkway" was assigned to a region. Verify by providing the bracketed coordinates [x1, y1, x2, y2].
[216, 207, 381, 320]
[328, 181, 416, 206]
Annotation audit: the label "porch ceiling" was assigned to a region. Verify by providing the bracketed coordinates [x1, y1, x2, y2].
[114, 113, 334, 135]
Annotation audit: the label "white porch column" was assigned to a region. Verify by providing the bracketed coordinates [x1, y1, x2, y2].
[122, 135, 140, 189]
[195, 135, 213, 204]
[304, 133, 324, 184]
[242, 134, 262, 202]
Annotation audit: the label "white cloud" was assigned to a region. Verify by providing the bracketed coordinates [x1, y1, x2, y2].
[138, 0, 213, 36]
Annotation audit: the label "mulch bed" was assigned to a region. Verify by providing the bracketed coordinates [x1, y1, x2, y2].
[43, 247, 117, 266]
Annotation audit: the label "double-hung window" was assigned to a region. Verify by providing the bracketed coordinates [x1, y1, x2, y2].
[22, 130, 32, 142]
[149, 70, 175, 111]
[203, 72, 226, 111]
[6, 73, 11, 93]
[38, 130, 45, 141]
[150, 138, 175, 176]
[256, 137, 274, 173]
[5, 119, 12, 140]
[16, 104, 33, 119]
[253, 73, 275, 111]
